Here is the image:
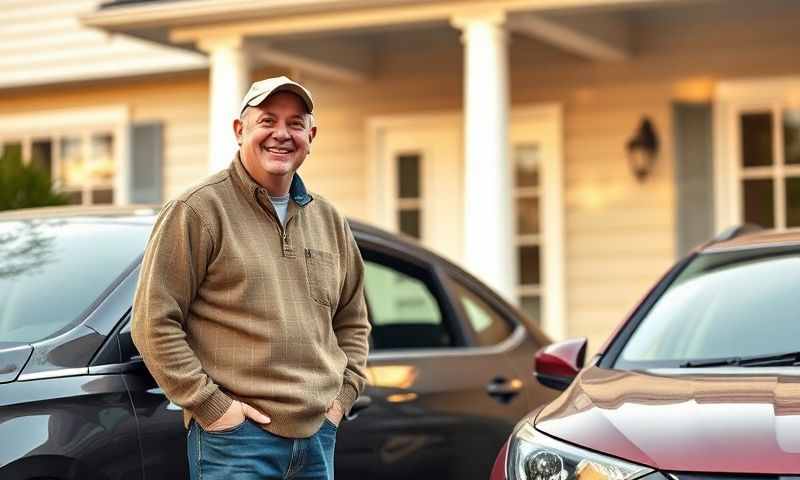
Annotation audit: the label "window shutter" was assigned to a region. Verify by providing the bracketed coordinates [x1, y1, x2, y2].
[129, 122, 163, 204]
[674, 103, 713, 256]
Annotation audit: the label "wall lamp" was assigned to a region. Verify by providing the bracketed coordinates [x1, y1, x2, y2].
[626, 117, 659, 182]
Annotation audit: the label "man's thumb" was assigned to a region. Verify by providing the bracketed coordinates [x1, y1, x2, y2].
[242, 403, 271, 424]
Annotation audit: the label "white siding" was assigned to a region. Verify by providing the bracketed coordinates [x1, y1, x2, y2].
[0, 0, 206, 89]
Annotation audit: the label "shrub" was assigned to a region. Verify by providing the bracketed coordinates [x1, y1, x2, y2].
[0, 146, 70, 211]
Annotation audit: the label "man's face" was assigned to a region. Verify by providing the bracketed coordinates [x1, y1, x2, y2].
[234, 91, 316, 184]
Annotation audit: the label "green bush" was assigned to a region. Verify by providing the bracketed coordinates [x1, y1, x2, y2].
[0, 146, 70, 211]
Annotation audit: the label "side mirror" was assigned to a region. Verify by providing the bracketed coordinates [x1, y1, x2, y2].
[534, 337, 587, 391]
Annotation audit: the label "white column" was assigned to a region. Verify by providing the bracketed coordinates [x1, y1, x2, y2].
[199, 36, 250, 173]
[452, 11, 517, 304]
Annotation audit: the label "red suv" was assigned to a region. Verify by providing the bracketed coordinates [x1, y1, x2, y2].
[492, 225, 800, 480]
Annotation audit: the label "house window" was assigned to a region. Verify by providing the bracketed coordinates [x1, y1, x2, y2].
[396, 153, 422, 239]
[1, 132, 116, 206]
[514, 144, 542, 324]
[738, 109, 800, 229]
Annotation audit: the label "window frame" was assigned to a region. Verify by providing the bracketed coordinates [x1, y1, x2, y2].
[715, 77, 800, 232]
[360, 242, 469, 351]
[0, 106, 130, 206]
[443, 270, 518, 348]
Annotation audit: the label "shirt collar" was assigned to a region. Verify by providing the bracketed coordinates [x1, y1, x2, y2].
[230, 152, 314, 207]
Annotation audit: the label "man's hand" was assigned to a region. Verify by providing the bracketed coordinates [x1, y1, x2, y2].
[205, 400, 270, 432]
[325, 399, 345, 427]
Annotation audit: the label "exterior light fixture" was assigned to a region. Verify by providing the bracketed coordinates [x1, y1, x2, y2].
[626, 118, 658, 182]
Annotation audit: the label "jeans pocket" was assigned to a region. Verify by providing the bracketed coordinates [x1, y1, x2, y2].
[201, 418, 249, 436]
[322, 417, 339, 431]
[305, 248, 339, 307]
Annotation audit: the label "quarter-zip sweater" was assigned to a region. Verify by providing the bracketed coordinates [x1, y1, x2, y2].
[131, 153, 371, 438]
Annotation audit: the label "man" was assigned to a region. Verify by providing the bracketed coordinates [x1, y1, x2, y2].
[132, 76, 371, 480]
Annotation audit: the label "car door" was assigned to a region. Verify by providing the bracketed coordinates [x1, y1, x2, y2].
[115, 314, 188, 479]
[334, 242, 536, 480]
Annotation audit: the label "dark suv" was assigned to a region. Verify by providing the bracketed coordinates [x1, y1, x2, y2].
[493, 225, 800, 480]
[0, 206, 557, 480]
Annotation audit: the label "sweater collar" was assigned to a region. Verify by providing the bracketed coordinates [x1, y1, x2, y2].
[231, 152, 313, 207]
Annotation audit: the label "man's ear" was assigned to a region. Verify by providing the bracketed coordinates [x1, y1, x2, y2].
[308, 126, 317, 144]
[233, 118, 244, 145]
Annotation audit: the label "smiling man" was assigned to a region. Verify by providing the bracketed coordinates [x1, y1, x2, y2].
[132, 76, 371, 480]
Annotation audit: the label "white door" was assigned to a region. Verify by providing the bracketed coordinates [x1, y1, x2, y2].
[370, 105, 565, 339]
[370, 113, 463, 263]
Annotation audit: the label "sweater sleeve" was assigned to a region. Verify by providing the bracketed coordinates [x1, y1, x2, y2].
[131, 200, 233, 427]
[331, 220, 371, 414]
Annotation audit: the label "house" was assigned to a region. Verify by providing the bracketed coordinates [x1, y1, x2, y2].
[2, 0, 798, 350]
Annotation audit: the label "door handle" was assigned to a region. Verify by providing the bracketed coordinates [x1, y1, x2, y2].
[345, 395, 372, 421]
[486, 377, 522, 404]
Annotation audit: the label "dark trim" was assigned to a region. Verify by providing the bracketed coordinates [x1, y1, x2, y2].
[359, 241, 469, 349]
[535, 372, 573, 391]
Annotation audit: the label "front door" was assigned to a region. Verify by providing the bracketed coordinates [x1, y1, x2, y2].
[370, 113, 463, 262]
[371, 106, 565, 339]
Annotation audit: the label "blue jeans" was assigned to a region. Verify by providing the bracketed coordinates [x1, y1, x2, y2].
[187, 418, 337, 480]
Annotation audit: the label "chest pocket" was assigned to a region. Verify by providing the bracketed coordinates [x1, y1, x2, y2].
[304, 248, 339, 308]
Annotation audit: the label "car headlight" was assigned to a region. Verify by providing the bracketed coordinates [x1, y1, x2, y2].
[507, 421, 653, 480]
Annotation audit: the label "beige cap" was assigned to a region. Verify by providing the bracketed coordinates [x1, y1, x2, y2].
[238, 76, 314, 117]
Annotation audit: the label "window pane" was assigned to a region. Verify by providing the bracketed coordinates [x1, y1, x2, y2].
[397, 154, 420, 199]
[364, 260, 451, 350]
[520, 295, 541, 326]
[31, 140, 53, 175]
[514, 144, 539, 188]
[517, 197, 539, 235]
[399, 209, 420, 239]
[619, 248, 800, 365]
[91, 188, 114, 205]
[786, 177, 800, 227]
[740, 112, 773, 167]
[60, 137, 84, 187]
[784, 110, 800, 165]
[742, 179, 774, 228]
[450, 280, 512, 346]
[519, 245, 541, 285]
[90, 134, 115, 184]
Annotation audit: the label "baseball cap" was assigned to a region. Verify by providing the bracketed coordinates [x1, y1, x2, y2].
[238, 76, 314, 117]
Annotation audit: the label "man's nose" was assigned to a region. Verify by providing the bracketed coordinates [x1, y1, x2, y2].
[272, 123, 290, 140]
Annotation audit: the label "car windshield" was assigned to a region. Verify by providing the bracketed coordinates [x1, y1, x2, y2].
[617, 246, 800, 369]
[0, 216, 153, 344]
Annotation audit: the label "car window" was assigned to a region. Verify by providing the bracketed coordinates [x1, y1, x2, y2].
[363, 258, 455, 350]
[0, 217, 153, 343]
[617, 247, 800, 367]
[449, 279, 513, 347]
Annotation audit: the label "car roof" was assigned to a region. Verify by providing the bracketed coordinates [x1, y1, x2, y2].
[702, 227, 800, 253]
[0, 203, 464, 275]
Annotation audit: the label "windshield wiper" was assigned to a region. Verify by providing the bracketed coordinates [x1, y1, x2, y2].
[680, 351, 800, 368]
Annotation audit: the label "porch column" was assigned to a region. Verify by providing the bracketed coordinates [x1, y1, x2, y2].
[199, 36, 251, 173]
[452, 11, 517, 303]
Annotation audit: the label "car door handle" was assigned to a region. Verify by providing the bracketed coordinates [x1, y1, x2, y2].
[486, 377, 522, 404]
[345, 395, 372, 421]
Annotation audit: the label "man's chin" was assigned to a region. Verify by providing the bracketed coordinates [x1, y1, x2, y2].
[260, 159, 298, 176]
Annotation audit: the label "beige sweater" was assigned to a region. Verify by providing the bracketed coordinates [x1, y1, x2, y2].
[131, 154, 371, 438]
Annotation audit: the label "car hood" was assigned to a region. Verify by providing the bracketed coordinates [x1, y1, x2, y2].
[535, 366, 800, 474]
